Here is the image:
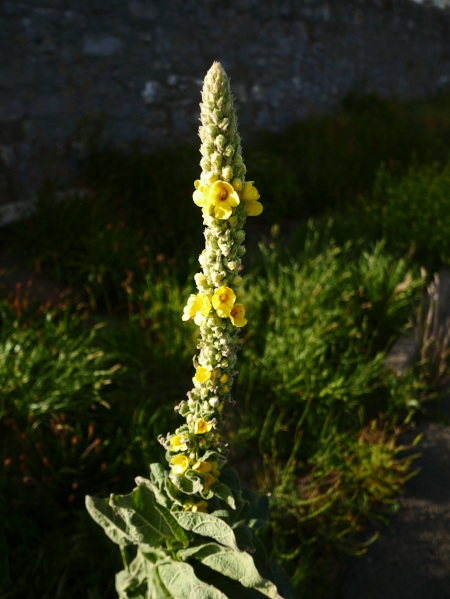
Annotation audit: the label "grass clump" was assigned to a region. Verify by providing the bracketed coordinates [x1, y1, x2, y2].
[4, 91, 450, 598]
[358, 161, 450, 271]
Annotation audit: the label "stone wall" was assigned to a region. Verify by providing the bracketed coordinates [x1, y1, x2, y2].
[1, 0, 450, 199]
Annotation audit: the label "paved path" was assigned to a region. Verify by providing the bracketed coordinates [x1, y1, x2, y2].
[337, 269, 450, 599]
[336, 402, 450, 599]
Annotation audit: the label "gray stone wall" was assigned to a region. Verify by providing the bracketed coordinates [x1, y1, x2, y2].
[1, 0, 450, 200]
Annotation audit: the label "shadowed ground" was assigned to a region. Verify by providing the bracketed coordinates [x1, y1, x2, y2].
[337, 392, 450, 599]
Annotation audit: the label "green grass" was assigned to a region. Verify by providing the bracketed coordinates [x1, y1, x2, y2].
[3, 91, 450, 598]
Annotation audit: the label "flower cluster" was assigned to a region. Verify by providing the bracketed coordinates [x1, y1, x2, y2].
[159, 63, 263, 512]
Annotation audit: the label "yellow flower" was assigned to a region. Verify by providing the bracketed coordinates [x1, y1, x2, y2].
[244, 200, 263, 217]
[182, 294, 203, 321]
[170, 455, 190, 475]
[222, 386, 228, 393]
[212, 286, 236, 318]
[170, 434, 189, 452]
[193, 293, 212, 325]
[220, 373, 228, 384]
[229, 303, 247, 327]
[182, 499, 208, 513]
[195, 418, 213, 434]
[192, 461, 212, 473]
[241, 181, 260, 202]
[203, 472, 216, 493]
[210, 462, 221, 477]
[195, 367, 211, 384]
[191, 500, 208, 513]
[209, 181, 240, 220]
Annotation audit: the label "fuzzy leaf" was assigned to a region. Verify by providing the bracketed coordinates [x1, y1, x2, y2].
[110, 484, 173, 546]
[171, 512, 238, 549]
[268, 561, 298, 599]
[85, 495, 133, 546]
[201, 450, 222, 462]
[165, 477, 184, 506]
[180, 542, 282, 599]
[157, 560, 228, 599]
[135, 477, 172, 510]
[213, 482, 236, 509]
[210, 510, 229, 519]
[116, 553, 148, 598]
[172, 472, 203, 495]
[149, 463, 166, 489]
[218, 468, 241, 492]
[233, 527, 255, 553]
[154, 502, 190, 547]
[233, 489, 269, 530]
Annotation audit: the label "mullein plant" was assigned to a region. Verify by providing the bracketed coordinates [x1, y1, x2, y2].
[86, 63, 296, 599]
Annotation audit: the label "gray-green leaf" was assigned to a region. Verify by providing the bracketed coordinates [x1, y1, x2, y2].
[157, 560, 228, 599]
[233, 489, 269, 530]
[213, 482, 236, 509]
[171, 512, 238, 549]
[154, 502, 190, 547]
[179, 542, 282, 599]
[110, 484, 173, 546]
[85, 495, 133, 546]
[218, 468, 241, 492]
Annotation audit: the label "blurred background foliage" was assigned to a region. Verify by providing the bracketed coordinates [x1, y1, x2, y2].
[1, 91, 450, 598]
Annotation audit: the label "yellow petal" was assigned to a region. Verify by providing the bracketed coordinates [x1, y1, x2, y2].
[214, 204, 232, 220]
[195, 367, 211, 383]
[242, 182, 260, 202]
[245, 201, 263, 216]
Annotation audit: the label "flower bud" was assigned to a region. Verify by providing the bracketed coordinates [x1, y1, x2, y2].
[200, 157, 211, 171]
[188, 398, 195, 407]
[223, 144, 235, 158]
[211, 152, 223, 169]
[235, 230, 245, 242]
[195, 273, 208, 289]
[215, 134, 226, 151]
[206, 171, 219, 185]
[234, 154, 243, 168]
[207, 124, 218, 137]
[187, 414, 193, 423]
[227, 261, 237, 271]
[220, 360, 228, 368]
[232, 276, 242, 286]
[232, 178, 242, 192]
[237, 246, 246, 257]
[222, 165, 233, 180]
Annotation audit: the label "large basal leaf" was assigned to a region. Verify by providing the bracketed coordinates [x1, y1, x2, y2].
[85, 495, 133, 546]
[177, 542, 282, 599]
[233, 489, 269, 530]
[157, 560, 228, 599]
[171, 512, 238, 549]
[110, 484, 174, 546]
